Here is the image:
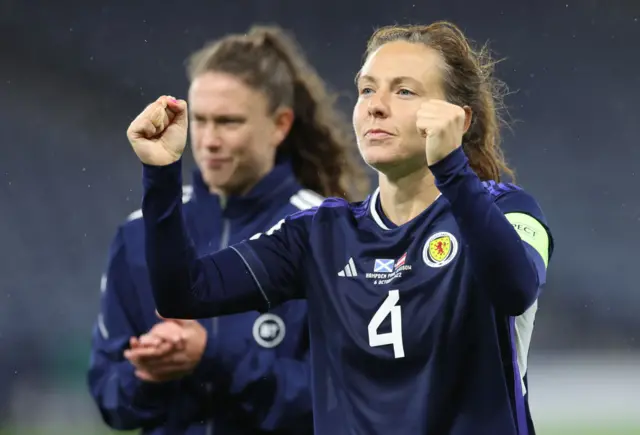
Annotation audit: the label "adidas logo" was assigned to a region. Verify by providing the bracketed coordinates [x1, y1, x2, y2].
[338, 258, 357, 277]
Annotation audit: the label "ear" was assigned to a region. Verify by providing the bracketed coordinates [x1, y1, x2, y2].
[271, 106, 295, 148]
[462, 106, 473, 134]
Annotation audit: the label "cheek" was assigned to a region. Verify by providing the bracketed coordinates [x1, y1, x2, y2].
[229, 130, 270, 168]
[352, 102, 366, 132]
[402, 107, 419, 133]
[223, 129, 253, 154]
[401, 111, 422, 143]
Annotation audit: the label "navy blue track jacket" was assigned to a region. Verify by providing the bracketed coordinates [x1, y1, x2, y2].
[88, 161, 319, 434]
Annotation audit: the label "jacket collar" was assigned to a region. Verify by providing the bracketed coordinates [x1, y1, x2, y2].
[191, 160, 299, 220]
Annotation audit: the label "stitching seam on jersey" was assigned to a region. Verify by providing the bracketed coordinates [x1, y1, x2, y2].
[229, 246, 271, 311]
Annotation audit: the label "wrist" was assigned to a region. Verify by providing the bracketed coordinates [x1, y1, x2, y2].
[428, 146, 468, 186]
[142, 158, 182, 179]
[142, 158, 183, 198]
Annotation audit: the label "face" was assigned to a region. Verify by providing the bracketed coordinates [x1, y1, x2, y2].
[353, 41, 447, 174]
[189, 72, 293, 195]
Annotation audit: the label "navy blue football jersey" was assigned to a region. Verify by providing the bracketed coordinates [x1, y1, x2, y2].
[142, 147, 553, 435]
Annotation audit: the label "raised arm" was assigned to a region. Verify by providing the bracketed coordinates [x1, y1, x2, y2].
[430, 147, 553, 316]
[419, 100, 553, 316]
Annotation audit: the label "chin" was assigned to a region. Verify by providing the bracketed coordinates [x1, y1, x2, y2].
[361, 148, 401, 171]
[365, 154, 428, 179]
[202, 173, 231, 191]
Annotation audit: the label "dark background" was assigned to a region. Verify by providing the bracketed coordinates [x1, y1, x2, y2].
[1, 0, 638, 432]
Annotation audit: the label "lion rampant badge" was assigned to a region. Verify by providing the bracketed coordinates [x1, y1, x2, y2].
[423, 232, 458, 268]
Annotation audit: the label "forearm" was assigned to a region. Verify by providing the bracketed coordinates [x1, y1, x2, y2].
[141, 160, 268, 318]
[430, 148, 539, 315]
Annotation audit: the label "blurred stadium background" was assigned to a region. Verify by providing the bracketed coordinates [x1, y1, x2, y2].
[1, 0, 639, 433]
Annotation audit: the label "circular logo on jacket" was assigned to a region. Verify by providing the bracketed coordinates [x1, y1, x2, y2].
[423, 231, 458, 268]
[252, 313, 286, 348]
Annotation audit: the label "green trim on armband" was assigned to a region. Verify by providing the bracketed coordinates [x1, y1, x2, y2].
[505, 212, 549, 268]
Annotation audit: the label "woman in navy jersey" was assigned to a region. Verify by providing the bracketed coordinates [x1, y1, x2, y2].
[127, 21, 553, 435]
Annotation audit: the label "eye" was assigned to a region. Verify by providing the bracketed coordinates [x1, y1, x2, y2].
[397, 89, 416, 96]
[216, 117, 245, 126]
[359, 87, 374, 95]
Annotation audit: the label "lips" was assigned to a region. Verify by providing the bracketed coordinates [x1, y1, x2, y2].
[366, 128, 392, 135]
[205, 158, 231, 168]
[365, 128, 394, 139]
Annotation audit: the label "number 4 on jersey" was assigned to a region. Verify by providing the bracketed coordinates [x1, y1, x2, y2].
[368, 289, 405, 358]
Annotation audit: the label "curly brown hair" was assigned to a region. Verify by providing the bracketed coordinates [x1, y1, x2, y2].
[364, 21, 514, 182]
[186, 25, 369, 200]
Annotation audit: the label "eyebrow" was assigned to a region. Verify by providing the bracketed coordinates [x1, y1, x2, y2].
[190, 112, 247, 122]
[354, 73, 423, 89]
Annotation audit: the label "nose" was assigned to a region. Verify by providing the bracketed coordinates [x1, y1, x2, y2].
[367, 91, 390, 119]
[199, 124, 222, 149]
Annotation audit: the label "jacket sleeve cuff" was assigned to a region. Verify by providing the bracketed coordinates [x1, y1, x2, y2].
[121, 361, 176, 407]
[192, 333, 219, 380]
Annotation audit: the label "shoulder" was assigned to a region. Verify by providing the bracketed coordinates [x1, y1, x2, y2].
[255, 189, 326, 238]
[483, 180, 554, 258]
[292, 195, 366, 222]
[288, 188, 324, 212]
[284, 189, 352, 220]
[482, 180, 547, 225]
[482, 180, 526, 201]
[264, 193, 364, 235]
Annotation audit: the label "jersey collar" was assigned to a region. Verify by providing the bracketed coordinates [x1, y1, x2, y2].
[368, 187, 443, 231]
[369, 188, 391, 230]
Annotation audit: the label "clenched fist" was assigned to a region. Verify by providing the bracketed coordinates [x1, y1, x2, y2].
[416, 100, 471, 166]
[127, 95, 188, 166]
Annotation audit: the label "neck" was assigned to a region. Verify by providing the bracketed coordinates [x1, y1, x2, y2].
[208, 178, 258, 205]
[377, 167, 440, 226]
[206, 162, 275, 199]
